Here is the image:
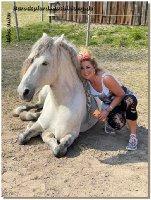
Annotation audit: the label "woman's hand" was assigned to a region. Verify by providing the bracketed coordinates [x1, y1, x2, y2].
[93, 109, 109, 121]
[98, 110, 109, 121]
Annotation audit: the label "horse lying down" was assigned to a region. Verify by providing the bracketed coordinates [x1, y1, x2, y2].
[13, 33, 98, 157]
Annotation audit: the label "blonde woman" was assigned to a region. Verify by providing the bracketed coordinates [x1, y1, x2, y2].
[78, 51, 138, 151]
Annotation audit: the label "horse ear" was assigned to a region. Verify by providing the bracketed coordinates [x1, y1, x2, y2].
[42, 33, 48, 38]
[60, 34, 64, 40]
[54, 34, 64, 45]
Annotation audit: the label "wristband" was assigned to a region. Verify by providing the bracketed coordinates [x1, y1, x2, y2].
[109, 105, 113, 111]
[105, 105, 113, 113]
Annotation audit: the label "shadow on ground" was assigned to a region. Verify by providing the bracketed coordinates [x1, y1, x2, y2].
[66, 122, 148, 164]
[26, 121, 148, 164]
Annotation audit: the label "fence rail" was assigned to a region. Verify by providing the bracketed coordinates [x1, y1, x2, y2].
[48, 1, 149, 25]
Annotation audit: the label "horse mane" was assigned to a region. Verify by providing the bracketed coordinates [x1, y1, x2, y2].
[20, 35, 82, 80]
[59, 39, 82, 80]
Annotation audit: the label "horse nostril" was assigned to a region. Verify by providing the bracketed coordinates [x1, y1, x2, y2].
[23, 89, 30, 97]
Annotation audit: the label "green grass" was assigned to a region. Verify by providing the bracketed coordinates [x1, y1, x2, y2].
[2, 2, 148, 49]
[90, 25, 148, 48]
[2, 23, 87, 46]
[2, 23, 148, 49]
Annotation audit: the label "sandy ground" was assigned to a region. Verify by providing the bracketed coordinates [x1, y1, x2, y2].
[2, 43, 149, 198]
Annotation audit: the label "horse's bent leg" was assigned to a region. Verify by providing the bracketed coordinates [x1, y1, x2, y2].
[12, 105, 33, 117]
[19, 111, 41, 121]
[41, 130, 58, 153]
[13, 86, 48, 118]
[18, 122, 43, 145]
[26, 122, 34, 131]
[54, 133, 78, 158]
[12, 104, 42, 117]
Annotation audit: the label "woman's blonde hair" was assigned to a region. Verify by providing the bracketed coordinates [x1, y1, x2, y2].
[78, 47, 102, 74]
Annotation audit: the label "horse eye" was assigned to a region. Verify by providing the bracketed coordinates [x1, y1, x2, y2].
[42, 62, 48, 66]
[30, 58, 34, 64]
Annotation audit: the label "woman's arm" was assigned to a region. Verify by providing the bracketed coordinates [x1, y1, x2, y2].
[97, 75, 125, 121]
[103, 75, 125, 109]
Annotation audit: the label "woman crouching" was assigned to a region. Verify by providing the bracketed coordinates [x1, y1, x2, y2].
[78, 50, 138, 151]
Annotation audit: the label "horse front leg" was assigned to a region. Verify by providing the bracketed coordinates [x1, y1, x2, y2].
[12, 105, 35, 117]
[54, 132, 78, 158]
[41, 130, 58, 154]
[13, 102, 43, 119]
[18, 121, 43, 145]
[19, 111, 41, 121]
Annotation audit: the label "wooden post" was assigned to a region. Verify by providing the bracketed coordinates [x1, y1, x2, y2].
[69, 1, 73, 21]
[57, 2, 62, 21]
[79, 1, 84, 23]
[106, 2, 111, 24]
[66, 1, 69, 21]
[95, 1, 100, 23]
[141, 1, 147, 25]
[125, 2, 133, 25]
[40, 1, 44, 22]
[110, 1, 117, 24]
[13, 1, 19, 41]
[82, 1, 87, 23]
[91, 1, 96, 23]
[132, 2, 142, 25]
[66, 1, 73, 21]
[73, 1, 77, 22]
[48, 1, 56, 23]
[76, 1, 80, 23]
[102, 1, 107, 24]
[85, 1, 89, 23]
[63, 2, 67, 21]
[117, 2, 125, 25]
[146, 2, 149, 25]
[86, 1, 91, 46]
[99, 2, 103, 24]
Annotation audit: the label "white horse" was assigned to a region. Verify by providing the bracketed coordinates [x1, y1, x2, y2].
[16, 33, 98, 157]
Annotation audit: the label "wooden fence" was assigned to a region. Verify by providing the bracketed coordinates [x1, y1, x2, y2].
[48, 1, 149, 25]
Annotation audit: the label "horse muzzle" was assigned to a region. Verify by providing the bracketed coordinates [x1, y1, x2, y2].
[17, 85, 35, 102]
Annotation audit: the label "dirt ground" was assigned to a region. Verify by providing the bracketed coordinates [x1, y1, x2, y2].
[2, 42, 149, 198]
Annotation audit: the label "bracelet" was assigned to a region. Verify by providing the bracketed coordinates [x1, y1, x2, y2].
[105, 105, 113, 113]
[109, 105, 113, 111]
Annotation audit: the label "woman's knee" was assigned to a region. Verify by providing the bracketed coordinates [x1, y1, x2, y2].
[108, 111, 126, 130]
[123, 94, 138, 108]
[123, 94, 138, 120]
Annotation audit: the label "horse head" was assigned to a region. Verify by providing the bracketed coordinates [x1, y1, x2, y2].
[17, 33, 69, 101]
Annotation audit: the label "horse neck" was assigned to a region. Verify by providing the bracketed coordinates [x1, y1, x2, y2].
[51, 48, 83, 104]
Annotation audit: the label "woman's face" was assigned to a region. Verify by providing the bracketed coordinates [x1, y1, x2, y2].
[80, 61, 95, 80]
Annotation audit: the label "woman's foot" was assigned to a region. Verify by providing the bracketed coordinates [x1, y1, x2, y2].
[126, 134, 138, 151]
[104, 121, 116, 135]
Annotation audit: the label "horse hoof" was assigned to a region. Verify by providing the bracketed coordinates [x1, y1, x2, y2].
[54, 145, 67, 158]
[12, 106, 29, 117]
[17, 134, 27, 145]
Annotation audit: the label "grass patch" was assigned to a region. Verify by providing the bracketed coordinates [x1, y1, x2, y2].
[2, 23, 148, 49]
[2, 22, 87, 45]
[90, 25, 148, 48]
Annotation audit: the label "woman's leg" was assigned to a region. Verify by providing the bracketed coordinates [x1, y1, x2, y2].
[107, 94, 138, 150]
[126, 119, 137, 135]
[107, 106, 126, 130]
[121, 94, 138, 150]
